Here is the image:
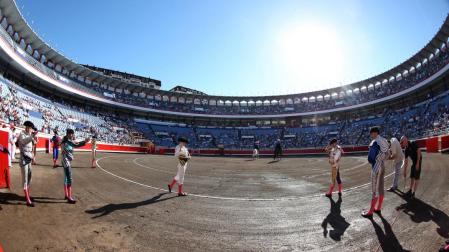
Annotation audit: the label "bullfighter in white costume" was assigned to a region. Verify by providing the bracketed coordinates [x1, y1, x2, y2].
[324, 138, 343, 197]
[168, 137, 191, 196]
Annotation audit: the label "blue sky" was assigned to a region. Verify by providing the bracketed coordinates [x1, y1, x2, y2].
[16, 0, 449, 96]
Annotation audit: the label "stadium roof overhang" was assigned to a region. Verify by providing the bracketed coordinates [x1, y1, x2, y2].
[0, 0, 160, 90]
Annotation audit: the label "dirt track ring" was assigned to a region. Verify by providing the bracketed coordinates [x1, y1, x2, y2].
[96, 155, 395, 201]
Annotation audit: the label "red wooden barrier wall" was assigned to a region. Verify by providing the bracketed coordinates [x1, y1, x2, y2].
[0, 129, 10, 189]
[426, 136, 439, 153]
[36, 136, 147, 153]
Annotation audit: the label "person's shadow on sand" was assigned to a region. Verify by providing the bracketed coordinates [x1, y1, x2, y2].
[0, 192, 65, 205]
[85, 192, 175, 218]
[321, 196, 350, 241]
[394, 190, 449, 238]
[369, 214, 409, 252]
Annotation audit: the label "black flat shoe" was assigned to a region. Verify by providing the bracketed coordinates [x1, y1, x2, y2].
[374, 209, 382, 215]
[168, 185, 172, 193]
[361, 211, 373, 218]
[67, 198, 77, 204]
[387, 187, 397, 192]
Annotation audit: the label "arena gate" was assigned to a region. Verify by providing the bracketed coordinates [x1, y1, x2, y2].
[440, 135, 449, 153]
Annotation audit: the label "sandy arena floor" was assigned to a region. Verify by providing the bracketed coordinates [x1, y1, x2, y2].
[0, 152, 448, 251]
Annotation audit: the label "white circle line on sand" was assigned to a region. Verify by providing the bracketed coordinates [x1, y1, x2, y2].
[132, 157, 173, 175]
[96, 156, 395, 202]
[132, 156, 369, 179]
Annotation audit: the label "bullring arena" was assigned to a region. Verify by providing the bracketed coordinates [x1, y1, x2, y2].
[1, 150, 449, 251]
[1, 0, 449, 251]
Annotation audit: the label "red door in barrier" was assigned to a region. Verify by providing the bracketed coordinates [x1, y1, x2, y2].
[441, 135, 449, 152]
[46, 138, 50, 153]
[0, 130, 10, 189]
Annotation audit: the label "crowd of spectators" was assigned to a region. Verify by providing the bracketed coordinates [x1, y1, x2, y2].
[0, 76, 142, 145]
[3, 70, 449, 150]
[137, 88, 449, 150]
